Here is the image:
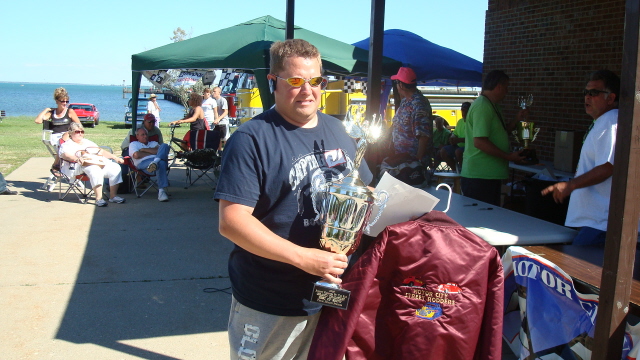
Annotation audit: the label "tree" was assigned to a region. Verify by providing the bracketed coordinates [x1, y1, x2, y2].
[170, 27, 191, 43]
[163, 27, 198, 114]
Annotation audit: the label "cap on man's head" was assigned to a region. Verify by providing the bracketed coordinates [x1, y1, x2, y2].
[144, 113, 156, 122]
[149, 94, 157, 99]
[391, 67, 417, 84]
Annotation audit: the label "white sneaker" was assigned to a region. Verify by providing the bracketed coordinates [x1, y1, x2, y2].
[108, 196, 126, 204]
[96, 199, 108, 207]
[158, 189, 169, 202]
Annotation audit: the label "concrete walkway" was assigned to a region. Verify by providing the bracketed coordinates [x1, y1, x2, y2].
[1, 158, 233, 359]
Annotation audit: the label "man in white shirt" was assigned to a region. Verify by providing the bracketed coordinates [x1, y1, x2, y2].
[542, 70, 622, 245]
[147, 94, 161, 126]
[212, 86, 229, 141]
[129, 127, 171, 202]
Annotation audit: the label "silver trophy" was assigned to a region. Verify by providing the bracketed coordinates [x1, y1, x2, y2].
[513, 94, 540, 164]
[310, 107, 389, 310]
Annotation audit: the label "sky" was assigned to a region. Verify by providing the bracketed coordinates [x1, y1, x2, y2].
[0, 0, 488, 86]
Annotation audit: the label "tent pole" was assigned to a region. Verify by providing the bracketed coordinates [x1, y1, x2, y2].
[255, 69, 275, 112]
[592, 0, 640, 357]
[286, 0, 295, 40]
[132, 72, 142, 132]
[366, 0, 385, 121]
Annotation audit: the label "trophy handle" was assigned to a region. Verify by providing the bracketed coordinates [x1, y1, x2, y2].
[365, 190, 389, 233]
[310, 173, 328, 222]
[532, 128, 540, 142]
[512, 130, 520, 144]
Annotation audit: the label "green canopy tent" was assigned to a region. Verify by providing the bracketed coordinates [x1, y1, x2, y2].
[130, 15, 401, 129]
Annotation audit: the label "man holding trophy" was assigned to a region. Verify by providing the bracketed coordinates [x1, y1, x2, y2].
[214, 39, 373, 359]
[461, 70, 528, 206]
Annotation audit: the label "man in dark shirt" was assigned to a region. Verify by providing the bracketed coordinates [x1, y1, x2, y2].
[214, 39, 372, 359]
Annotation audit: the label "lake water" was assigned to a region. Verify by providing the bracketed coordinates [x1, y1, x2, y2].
[0, 82, 186, 123]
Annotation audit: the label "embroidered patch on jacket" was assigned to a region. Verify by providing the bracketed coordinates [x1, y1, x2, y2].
[401, 279, 459, 308]
[436, 283, 462, 294]
[401, 276, 426, 288]
[415, 302, 443, 320]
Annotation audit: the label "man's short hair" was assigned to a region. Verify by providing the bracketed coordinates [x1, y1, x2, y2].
[482, 70, 510, 91]
[269, 39, 323, 75]
[587, 70, 621, 103]
[136, 127, 148, 135]
[461, 102, 471, 111]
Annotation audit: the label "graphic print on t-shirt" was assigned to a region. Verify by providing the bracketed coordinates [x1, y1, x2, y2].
[290, 147, 353, 227]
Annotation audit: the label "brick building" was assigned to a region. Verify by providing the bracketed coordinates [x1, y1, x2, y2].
[484, 0, 625, 162]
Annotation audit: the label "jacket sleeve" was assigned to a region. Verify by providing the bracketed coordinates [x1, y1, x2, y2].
[475, 247, 505, 360]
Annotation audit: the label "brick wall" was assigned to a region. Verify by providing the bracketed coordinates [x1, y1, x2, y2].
[484, 0, 624, 161]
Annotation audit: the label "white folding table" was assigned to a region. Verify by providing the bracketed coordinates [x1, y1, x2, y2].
[425, 186, 577, 246]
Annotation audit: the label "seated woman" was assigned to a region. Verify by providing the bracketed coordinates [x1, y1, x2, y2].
[59, 123, 126, 207]
[170, 93, 211, 150]
[34, 87, 81, 176]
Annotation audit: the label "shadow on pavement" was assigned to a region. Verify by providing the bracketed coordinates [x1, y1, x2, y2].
[54, 172, 233, 359]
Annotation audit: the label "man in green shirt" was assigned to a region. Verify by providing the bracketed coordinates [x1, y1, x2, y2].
[440, 102, 471, 171]
[461, 70, 526, 206]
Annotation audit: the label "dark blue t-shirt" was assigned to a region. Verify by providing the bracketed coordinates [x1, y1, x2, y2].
[214, 109, 373, 316]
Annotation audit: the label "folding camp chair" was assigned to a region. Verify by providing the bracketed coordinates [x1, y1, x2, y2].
[123, 156, 159, 198]
[56, 146, 113, 204]
[42, 130, 58, 192]
[182, 130, 221, 189]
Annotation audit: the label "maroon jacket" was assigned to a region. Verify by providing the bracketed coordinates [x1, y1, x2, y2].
[309, 211, 504, 360]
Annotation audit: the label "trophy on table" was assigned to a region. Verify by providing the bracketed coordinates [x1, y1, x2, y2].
[310, 107, 389, 310]
[513, 94, 540, 165]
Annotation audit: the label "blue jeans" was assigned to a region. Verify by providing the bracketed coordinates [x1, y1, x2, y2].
[137, 144, 170, 189]
[572, 227, 607, 246]
[0, 172, 7, 192]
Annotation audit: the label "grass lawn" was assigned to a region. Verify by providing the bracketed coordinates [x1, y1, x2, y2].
[0, 117, 190, 175]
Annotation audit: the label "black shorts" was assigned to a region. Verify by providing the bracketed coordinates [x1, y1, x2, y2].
[214, 124, 227, 139]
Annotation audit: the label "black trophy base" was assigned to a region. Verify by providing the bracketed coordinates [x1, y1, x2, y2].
[520, 148, 538, 165]
[311, 282, 350, 310]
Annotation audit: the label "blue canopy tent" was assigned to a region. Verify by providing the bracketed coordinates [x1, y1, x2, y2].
[352, 29, 483, 87]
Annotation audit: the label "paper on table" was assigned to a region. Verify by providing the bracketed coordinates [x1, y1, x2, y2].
[365, 172, 440, 237]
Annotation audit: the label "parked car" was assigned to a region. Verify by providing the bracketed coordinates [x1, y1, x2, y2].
[68, 103, 99, 128]
[124, 98, 150, 128]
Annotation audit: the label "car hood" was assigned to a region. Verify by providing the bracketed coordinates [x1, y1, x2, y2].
[74, 110, 97, 116]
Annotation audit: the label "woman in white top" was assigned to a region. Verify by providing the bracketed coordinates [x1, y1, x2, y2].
[201, 88, 218, 128]
[59, 123, 126, 207]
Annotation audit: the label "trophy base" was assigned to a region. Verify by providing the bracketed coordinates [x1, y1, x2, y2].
[520, 148, 538, 165]
[311, 282, 350, 310]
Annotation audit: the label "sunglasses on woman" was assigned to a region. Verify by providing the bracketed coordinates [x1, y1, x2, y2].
[59, 100, 70, 103]
[74, 130, 85, 134]
[272, 75, 325, 87]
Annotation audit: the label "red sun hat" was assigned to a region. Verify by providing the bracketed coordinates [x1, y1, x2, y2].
[391, 67, 417, 84]
[144, 113, 156, 122]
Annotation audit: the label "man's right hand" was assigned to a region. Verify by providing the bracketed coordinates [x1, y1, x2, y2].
[296, 248, 349, 285]
[506, 149, 527, 164]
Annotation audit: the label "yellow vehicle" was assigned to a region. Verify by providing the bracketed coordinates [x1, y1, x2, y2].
[234, 79, 478, 126]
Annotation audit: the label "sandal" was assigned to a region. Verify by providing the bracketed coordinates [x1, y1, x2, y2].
[50, 168, 63, 177]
